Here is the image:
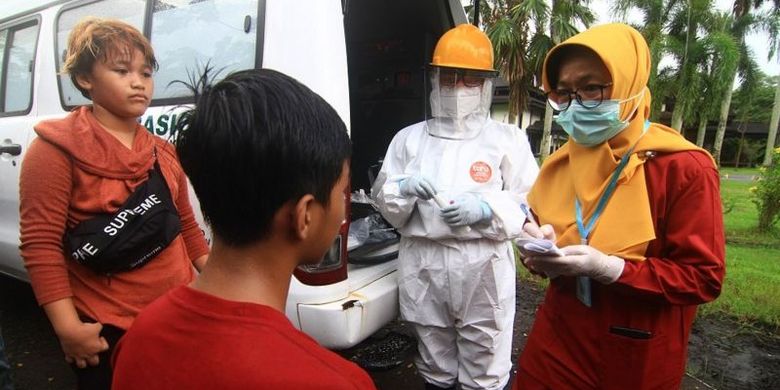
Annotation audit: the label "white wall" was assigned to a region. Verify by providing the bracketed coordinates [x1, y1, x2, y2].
[491, 102, 537, 131]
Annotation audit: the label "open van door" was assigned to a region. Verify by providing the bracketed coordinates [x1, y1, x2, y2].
[345, 0, 468, 192]
[280, 0, 469, 349]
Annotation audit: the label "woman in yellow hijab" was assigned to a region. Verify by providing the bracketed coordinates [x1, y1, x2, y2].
[513, 24, 725, 389]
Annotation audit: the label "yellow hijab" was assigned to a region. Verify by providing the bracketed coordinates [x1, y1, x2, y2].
[528, 23, 712, 261]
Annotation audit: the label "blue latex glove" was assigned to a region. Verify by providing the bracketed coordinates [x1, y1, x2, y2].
[440, 193, 492, 226]
[399, 175, 437, 200]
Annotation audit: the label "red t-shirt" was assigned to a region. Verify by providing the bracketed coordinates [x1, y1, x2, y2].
[112, 286, 377, 390]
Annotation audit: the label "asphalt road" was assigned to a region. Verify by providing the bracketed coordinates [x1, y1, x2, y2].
[1, 275, 74, 390]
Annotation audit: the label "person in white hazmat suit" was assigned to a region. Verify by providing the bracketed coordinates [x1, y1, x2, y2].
[371, 24, 539, 390]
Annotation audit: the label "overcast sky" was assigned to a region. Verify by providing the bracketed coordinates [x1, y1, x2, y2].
[2, 0, 778, 76]
[589, 0, 779, 77]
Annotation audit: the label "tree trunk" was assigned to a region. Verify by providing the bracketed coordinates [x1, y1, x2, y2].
[696, 115, 707, 147]
[713, 78, 735, 166]
[540, 103, 554, 160]
[647, 27, 664, 121]
[763, 77, 780, 166]
[539, 0, 560, 161]
[517, 109, 524, 129]
[735, 126, 745, 168]
[671, 106, 684, 132]
[508, 82, 519, 125]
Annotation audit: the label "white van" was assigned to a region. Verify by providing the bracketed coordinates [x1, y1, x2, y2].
[0, 0, 468, 349]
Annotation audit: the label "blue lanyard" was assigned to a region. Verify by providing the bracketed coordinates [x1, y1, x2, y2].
[575, 145, 636, 243]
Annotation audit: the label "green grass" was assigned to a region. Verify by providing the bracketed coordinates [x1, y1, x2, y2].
[719, 166, 760, 177]
[698, 245, 780, 328]
[516, 262, 547, 286]
[517, 175, 780, 328]
[705, 176, 780, 327]
[720, 179, 780, 246]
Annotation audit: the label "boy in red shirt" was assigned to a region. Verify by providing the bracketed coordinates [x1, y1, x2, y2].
[19, 18, 208, 390]
[112, 69, 376, 390]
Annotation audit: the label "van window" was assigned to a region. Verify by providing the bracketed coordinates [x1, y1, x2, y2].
[0, 20, 39, 114]
[56, 0, 260, 106]
[149, 0, 259, 101]
[56, 0, 146, 107]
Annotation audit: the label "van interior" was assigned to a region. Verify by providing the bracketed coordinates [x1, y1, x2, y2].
[342, 0, 457, 263]
[344, 0, 455, 193]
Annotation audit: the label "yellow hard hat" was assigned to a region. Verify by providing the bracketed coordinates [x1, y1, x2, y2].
[431, 24, 495, 72]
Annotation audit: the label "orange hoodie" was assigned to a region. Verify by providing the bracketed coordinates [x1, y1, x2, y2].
[19, 106, 209, 330]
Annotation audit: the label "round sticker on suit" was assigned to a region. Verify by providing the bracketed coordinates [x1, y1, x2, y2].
[469, 161, 492, 183]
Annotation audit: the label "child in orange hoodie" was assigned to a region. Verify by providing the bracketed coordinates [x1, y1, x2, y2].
[18, 18, 208, 390]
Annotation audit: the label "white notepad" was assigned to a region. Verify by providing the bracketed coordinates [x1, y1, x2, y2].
[515, 238, 564, 257]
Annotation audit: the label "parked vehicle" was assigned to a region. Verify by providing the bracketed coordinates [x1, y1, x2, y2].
[0, 0, 467, 349]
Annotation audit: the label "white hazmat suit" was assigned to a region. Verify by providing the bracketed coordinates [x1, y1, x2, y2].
[372, 75, 538, 389]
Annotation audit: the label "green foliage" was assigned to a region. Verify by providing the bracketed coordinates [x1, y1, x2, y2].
[740, 139, 768, 166]
[484, 0, 595, 154]
[722, 197, 735, 214]
[611, 0, 686, 119]
[732, 73, 777, 123]
[488, 8, 531, 121]
[477, 1, 533, 122]
[721, 138, 767, 167]
[752, 148, 780, 231]
[694, 27, 740, 122]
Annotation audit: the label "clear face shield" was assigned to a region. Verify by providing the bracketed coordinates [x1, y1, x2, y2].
[425, 66, 496, 140]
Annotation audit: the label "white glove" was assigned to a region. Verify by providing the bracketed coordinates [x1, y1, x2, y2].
[440, 193, 492, 226]
[517, 223, 558, 277]
[399, 175, 437, 200]
[521, 222, 556, 241]
[523, 245, 625, 284]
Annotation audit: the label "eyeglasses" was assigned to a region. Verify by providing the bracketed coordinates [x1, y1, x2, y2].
[430, 66, 497, 88]
[545, 83, 613, 111]
[439, 69, 485, 87]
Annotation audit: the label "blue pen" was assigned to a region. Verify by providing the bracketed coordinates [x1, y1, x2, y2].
[520, 203, 538, 226]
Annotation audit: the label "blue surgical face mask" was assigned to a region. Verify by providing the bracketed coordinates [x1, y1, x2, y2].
[554, 90, 645, 147]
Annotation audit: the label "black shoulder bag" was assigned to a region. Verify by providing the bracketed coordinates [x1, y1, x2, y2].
[62, 149, 182, 275]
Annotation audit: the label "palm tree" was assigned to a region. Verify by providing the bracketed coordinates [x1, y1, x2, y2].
[692, 13, 741, 147]
[612, 0, 685, 120]
[666, 0, 712, 131]
[518, 0, 594, 159]
[762, 6, 779, 165]
[768, 73, 780, 165]
[665, 4, 740, 137]
[479, 0, 593, 159]
[478, 0, 533, 124]
[732, 71, 776, 165]
[712, 1, 777, 165]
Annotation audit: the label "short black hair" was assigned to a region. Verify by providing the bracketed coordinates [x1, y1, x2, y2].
[174, 68, 351, 246]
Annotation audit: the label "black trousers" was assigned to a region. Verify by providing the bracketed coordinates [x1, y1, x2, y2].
[70, 322, 125, 390]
